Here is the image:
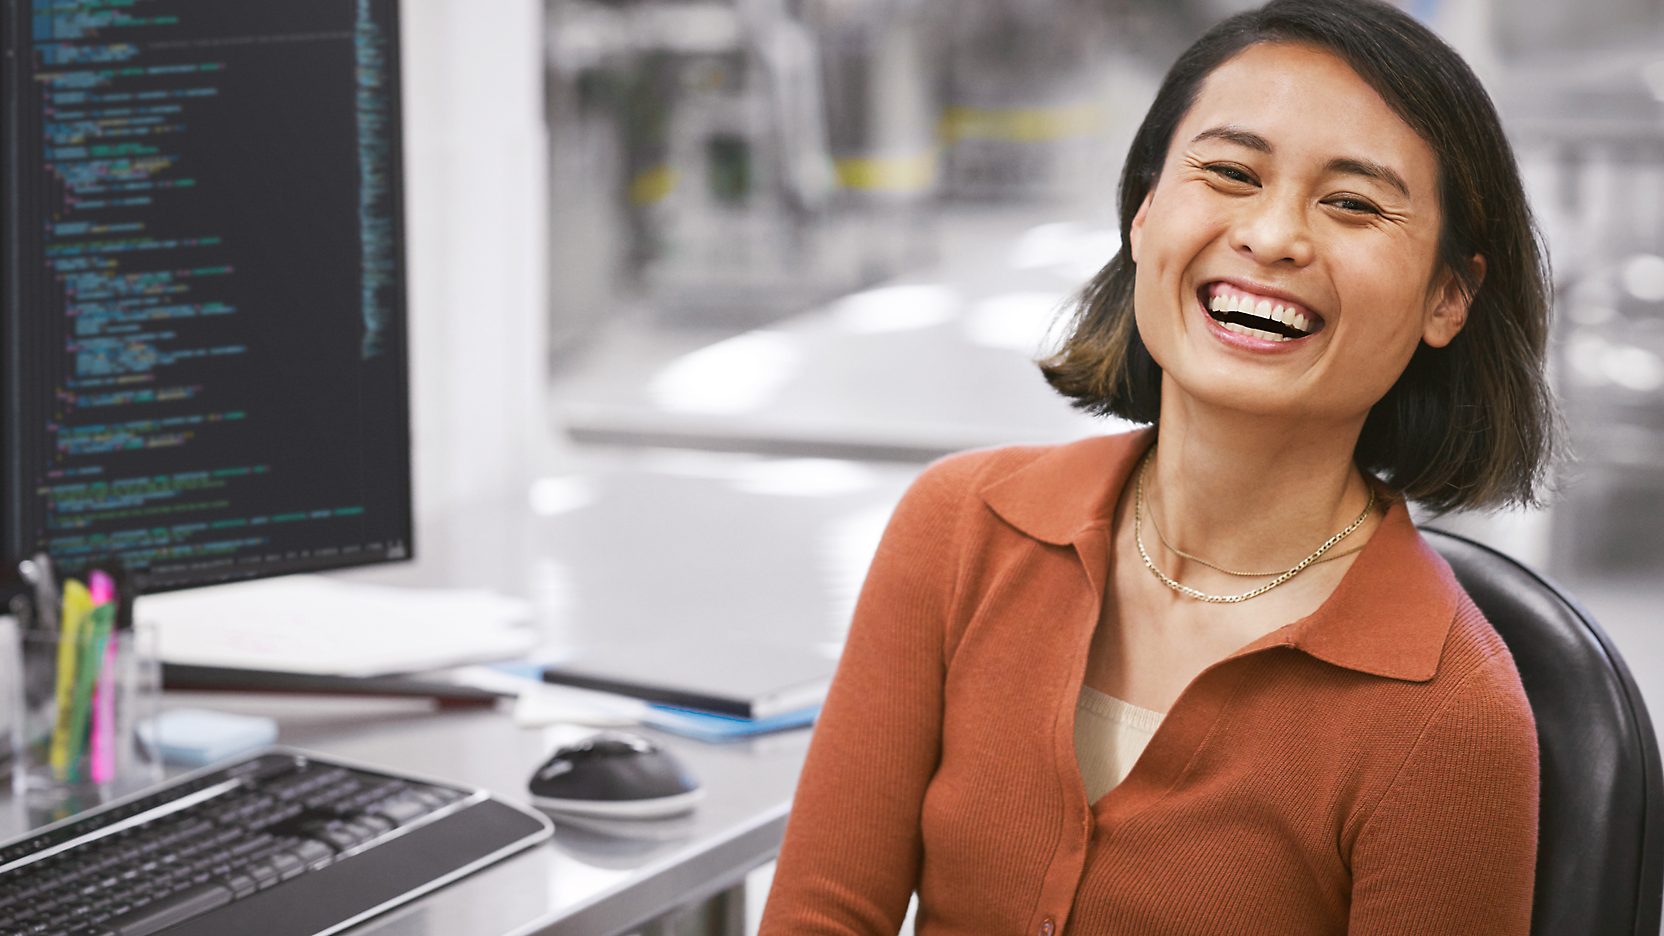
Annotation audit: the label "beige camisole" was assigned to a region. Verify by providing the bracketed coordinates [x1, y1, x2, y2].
[1074, 685, 1166, 803]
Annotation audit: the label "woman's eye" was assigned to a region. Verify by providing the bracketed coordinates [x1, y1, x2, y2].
[1327, 196, 1380, 215]
[1207, 164, 1255, 185]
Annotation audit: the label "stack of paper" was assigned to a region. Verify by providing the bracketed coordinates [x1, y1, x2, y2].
[139, 575, 538, 676]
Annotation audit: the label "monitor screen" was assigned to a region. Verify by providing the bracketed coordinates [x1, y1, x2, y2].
[2, 0, 412, 591]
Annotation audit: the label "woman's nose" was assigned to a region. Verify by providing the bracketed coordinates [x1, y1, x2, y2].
[1230, 192, 1315, 267]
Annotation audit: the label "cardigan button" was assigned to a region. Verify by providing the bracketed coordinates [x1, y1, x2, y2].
[1038, 917, 1055, 936]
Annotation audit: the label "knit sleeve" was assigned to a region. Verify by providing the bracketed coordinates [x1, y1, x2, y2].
[1348, 650, 1540, 935]
[758, 454, 977, 936]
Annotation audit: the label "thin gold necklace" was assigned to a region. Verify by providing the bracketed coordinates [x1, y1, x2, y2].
[1147, 502, 1365, 575]
[1134, 449, 1377, 604]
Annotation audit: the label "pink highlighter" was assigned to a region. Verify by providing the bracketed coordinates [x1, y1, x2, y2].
[89, 571, 117, 785]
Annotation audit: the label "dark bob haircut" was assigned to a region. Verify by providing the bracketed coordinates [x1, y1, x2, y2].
[1040, 0, 1558, 513]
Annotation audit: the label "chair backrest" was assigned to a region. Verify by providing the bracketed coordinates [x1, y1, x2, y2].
[1423, 528, 1664, 936]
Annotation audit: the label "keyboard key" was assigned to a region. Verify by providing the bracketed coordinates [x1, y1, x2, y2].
[223, 873, 257, 899]
[266, 852, 305, 881]
[227, 834, 273, 857]
[291, 840, 333, 869]
[245, 861, 280, 889]
[373, 797, 430, 825]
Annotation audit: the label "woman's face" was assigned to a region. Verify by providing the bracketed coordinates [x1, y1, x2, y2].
[1129, 42, 1473, 426]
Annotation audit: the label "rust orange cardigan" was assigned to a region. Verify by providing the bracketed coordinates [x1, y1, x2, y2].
[761, 431, 1538, 936]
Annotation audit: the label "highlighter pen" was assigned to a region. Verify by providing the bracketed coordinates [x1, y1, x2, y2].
[65, 602, 115, 783]
[49, 579, 93, 781]
[90, 638, 118, 784]
[88, 571, 117, 784]
[88, 570, 114, 607]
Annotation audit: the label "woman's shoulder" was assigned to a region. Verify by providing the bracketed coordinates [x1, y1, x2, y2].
[880, 445, 1054, 546]
[911, 443, 1053, 495]
[909, 431, 1148, 504]
[1435, 593, 1535, 719]
[1401, 531, 1532, 719]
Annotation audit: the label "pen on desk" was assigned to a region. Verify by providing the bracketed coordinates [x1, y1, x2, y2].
[19, 552, 58, 632]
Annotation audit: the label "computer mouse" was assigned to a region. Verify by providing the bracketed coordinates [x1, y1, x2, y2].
[528, 731, 704, 818]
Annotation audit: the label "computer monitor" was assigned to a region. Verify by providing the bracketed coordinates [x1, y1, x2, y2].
[1, 0, 412, 592]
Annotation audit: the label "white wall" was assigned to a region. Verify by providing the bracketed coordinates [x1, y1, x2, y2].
[346, 0, 553, 590]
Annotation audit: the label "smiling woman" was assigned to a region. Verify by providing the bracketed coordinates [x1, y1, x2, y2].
[761, 2, 1557, 934]
[1044, 4, 1555, 512]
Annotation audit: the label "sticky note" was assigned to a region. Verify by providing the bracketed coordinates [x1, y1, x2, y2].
[155, 708, 278, 766]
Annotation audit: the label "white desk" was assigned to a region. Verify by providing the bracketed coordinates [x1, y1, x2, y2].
[2, 456, 924, 936]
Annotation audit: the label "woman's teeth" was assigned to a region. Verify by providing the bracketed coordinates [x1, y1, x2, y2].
[1207, 292, 1312, 342]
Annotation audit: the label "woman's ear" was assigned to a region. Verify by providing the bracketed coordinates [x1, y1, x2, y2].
[1128, 191, 1154, 265]
[1423, 254, 1484, 348]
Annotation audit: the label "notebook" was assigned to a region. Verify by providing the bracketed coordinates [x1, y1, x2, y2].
[540, 639, 837, 720]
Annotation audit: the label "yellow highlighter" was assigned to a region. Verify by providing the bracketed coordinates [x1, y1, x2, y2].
[49, 579, 93, 782]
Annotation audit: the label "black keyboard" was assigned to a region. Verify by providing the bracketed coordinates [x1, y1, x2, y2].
[0, 750, 553, 936]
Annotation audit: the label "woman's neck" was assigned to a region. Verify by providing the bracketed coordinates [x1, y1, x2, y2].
[1146, 382, 1374, 574]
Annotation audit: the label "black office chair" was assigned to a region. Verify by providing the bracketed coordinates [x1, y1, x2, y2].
[1423, 529, 1664, 936]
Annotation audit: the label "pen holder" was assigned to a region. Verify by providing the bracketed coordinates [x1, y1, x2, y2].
[2, 614, 161, 813]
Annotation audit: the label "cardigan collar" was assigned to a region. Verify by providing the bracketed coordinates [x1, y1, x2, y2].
[979, 430, 1459, 683]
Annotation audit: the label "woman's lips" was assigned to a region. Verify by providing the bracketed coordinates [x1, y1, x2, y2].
[1200, 282, 1325, 342]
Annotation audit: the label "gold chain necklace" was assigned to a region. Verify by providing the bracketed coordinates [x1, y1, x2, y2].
[1134, 449, 1377, 604]
[1147, 502, 1365, 575]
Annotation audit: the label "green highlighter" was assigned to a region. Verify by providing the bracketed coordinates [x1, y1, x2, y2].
[64, 602, 116, 783]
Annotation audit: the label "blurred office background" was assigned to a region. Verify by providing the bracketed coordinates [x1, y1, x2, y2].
[381, 0, 1664, 643]
[359, 0, 1664, 928]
